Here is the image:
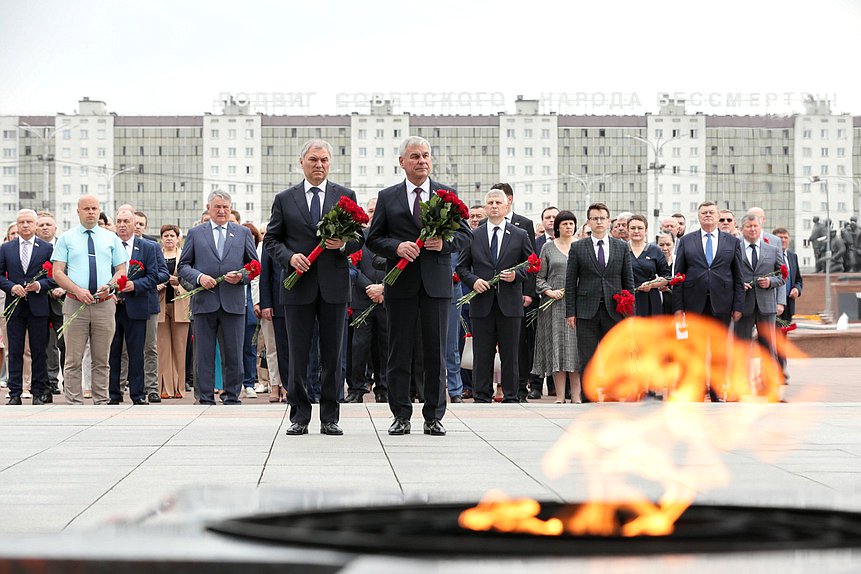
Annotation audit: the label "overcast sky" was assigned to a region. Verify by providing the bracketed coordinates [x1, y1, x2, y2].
[1, 0, 859, 117]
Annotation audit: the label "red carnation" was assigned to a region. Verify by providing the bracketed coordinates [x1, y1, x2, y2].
[244, 260, 262, 280]
[337, 196, 370, 225]
[117, 275, 129, 291]
[452, 272, 460, 283]
[129, 259, 145, 270]
[347, 307, 353, 317]
[780, 264, 788, 280]
[349, 250, 363, 266]
[668, 273, 685, 286]
[527, 253, 541, 274]
[42, 261, 53, 278]
[613, 289, 635, 317]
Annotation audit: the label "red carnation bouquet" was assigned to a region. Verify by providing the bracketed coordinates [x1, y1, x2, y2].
[3, 261, 53, 319]
[777, 317, 797, 334]
[284, 196, 369, 290]
[746, 264, 788, 289]
[384, 189, 469, 286]
[456, 253, 541, 307]
[668, 273, 686, 286]
[612, 289, 635, 317]
[349, 249, 363, 266]
[173, 259, 261, 301]
[58, 259, 148, 340]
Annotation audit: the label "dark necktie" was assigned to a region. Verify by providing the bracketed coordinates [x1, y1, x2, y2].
[310, 187, 322, 226]
[750, 243, 758, 269]
[490, 226, 500, 267]
[597, 239, 606, 272]
[122, 240, 129, 253]
[412, 188, 422, 226]
[86, 229, 97, 293]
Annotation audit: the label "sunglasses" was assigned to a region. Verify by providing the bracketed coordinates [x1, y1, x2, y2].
[718, 218, 733, 223]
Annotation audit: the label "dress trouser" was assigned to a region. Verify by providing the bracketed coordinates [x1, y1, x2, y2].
[63, 297, 116, 405]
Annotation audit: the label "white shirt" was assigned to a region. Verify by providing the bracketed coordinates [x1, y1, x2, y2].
[590, 234, 610, 265]
[485, 220, 507, 260]
[700, 229, 719, 259]
[405, 178, 430, 207]
[121, 236, 135, 259]
[210, 220, 228, 247]
[304, 179, 328, 218]
[745, 237, 762, 268]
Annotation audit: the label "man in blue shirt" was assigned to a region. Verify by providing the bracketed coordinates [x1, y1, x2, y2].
[52, 195, 128, 404]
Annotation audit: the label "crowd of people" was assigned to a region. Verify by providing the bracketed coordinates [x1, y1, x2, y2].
[1, 136, 807, 434]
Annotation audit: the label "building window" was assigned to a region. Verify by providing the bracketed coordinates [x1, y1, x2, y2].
[524, 129, 533, 138]
[246, 147, 254, 157]
[375, 129, 384, 139]
[821, 147, 829, 157]
[211, 129, 219, 138]
[245, 129, 254, 139]
[672, 184, 681, 194]
[506, 129, 515, 138]
[358, 129, 367, 139]
[542, 184, 551, 194]
[228, 147, 236, 157]
[524, 202, 533, 211]
[359, 148, 367, 157]
[542, 165, 551, 176]
[506, 147, 515, 157]
[690, 184, 698, 193]
[375, 147, 384, 157]
[80, 148, 88, 158]
[506, 166, 515, 176]
[689, 166, 698, 174]
[211, 148, 219, 158]
[228, 129, 237, 139]
[524, 166, 533, 176]
[542, 129, 551, 139]
[358, 166, 367, 175]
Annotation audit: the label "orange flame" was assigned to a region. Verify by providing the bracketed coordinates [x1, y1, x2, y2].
[459, 314, 806, 537]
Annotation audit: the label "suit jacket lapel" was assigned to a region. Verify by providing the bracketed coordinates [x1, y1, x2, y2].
[497, 224, 514, 268]
[222, 222, 237, 257]
[204, 223, 220, 259]
[292, 185, 312, 226]
[322, 182, 337, 216]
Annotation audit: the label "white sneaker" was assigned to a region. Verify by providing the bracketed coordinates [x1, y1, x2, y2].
[21, 391, 32, 399]
[83, 390, 92, 399]
[0, 380, 7, 388]
[253, 383, 268, 394]
[244, 387, 258, 398]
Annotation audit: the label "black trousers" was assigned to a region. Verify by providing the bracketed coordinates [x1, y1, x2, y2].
[471, 299, 521, 402]
[350, 304, 387, 393]
[109, 304, 147, 403]
[575, 302, 618, 403]
[386, 287, 448, 422]
[271, 312, 290, 391]
[284, 298, 346, 425]
[194, 309, 244, 405]
[6, 305, 49, 398]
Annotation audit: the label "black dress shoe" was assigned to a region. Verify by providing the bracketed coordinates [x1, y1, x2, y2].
[320, 422, 344, 435]
[423, 419, 446, 436]
[148, 392, 161, 403]
[344, 391, 364, 403]
[50, 383, 61, 395]
[32, 394, 53, 405]
[132, 398, 148, 405]
[374, 392, 388, 403]
[450, 395, 463, 403]
[388, 418, 411, 435]
[501, 398, 519, 404]
[108, 400, 121, 405]
[527, 389, 541, 400]
[462, 389, 473, 400]
[185, 383, 193, 392]
[6, 396, 22, 405]
[285, 423, 309, 435]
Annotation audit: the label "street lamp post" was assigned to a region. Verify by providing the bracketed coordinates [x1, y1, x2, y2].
[811, 176, 832, 318]
[18, 122, 78, 213]
[564, 173, 607, 214]
[98, 165, 136, 216]
[626, 133, 686, 234]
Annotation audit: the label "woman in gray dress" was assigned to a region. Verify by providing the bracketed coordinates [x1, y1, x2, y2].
[532, 210, 580, 403]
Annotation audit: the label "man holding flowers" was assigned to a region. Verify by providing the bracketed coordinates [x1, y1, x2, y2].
[178, 190, 258, 406]
[263, 140, 364, 436]
[366, 136, 472, 436]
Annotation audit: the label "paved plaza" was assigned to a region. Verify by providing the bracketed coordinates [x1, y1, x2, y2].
[0, 357, 860, 571]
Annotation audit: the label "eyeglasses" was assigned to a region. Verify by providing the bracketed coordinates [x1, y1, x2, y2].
[718, 218, 733, 223]
[589, 216, 608, 222]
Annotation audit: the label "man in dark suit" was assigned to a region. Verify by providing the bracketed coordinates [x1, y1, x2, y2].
[773, 227, 803, 325]
[495, 183, 538, 402]
[529, 206, 558, 399]
[179, 190, 258, 406]
[0, 209, 55, 405]
[734, 214, 785, 362]
[108, 209, 161, 405]
[564, 202, 635, 401]
[366, 136, 472, 436]
[257, 241, 288, 400]
[35, 212, 63, 395]
[457, 189, 534, 403]
[264, 139, 362, 436]
[673, 201, 744, 401]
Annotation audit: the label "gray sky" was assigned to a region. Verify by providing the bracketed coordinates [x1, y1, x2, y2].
[1, 0, 859, 116]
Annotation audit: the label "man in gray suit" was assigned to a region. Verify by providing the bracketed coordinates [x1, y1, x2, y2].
[733, 213, 786, 362]
[564, 202, 634, 402]
[179, 190, 258, 405]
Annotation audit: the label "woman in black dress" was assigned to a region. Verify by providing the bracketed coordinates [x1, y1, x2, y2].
[628, 215, 670, 317]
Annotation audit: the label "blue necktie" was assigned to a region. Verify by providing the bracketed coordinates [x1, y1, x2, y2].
[310, 187, 322, 226]
[86, 229, 97, 293]
[215, 225, 225, 259]
[597, 239, 606, 272]
[705, 233, 714, 266]
[750, 243, 758, 270]
[490, 226, 499, 267]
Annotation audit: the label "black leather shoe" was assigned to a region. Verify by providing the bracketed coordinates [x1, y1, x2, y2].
[375, 391, 388, 403]
[388, 418, 411, 435]
[501, 398, 519, 404]
[462, 389, 473, 400]
[450, 395, 463, 403]
[527, 389, 541, 400]
[108, 399, 121, 405]
[185, 383, 193, 392]
[423, 419, 446, 436]
[132, 398, 148, 405]
[148, 392, 161, 403]
[285, 423, 309, 435]
[50, 383, 61, 395]
[320, 422, 344, 435]
[6, 396, 22, 405]
[344, 391, 364, 403]
[32, 394, 53, 405]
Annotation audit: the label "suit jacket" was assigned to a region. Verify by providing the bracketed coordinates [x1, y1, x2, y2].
[508, 212, 537, 300]
[783, 249, 803, 317]
[263, 180, 362, 306]
[456, 221, 534, 318]
[0, 238, 55, 318]
[564, 236, 635, 321]
[673, 230, 744, 316]
[117, 237, 161, 321]
[178, 221, 258, 315]
[351, 231, 386, 311]
[737, 239, 785, 316]
[366, 179, 472, 299]
[157, 248, 190, 323]
[258, 244, 286, 317]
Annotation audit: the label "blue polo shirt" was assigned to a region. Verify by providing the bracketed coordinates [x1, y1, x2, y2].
[53, 225, 128, 290]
